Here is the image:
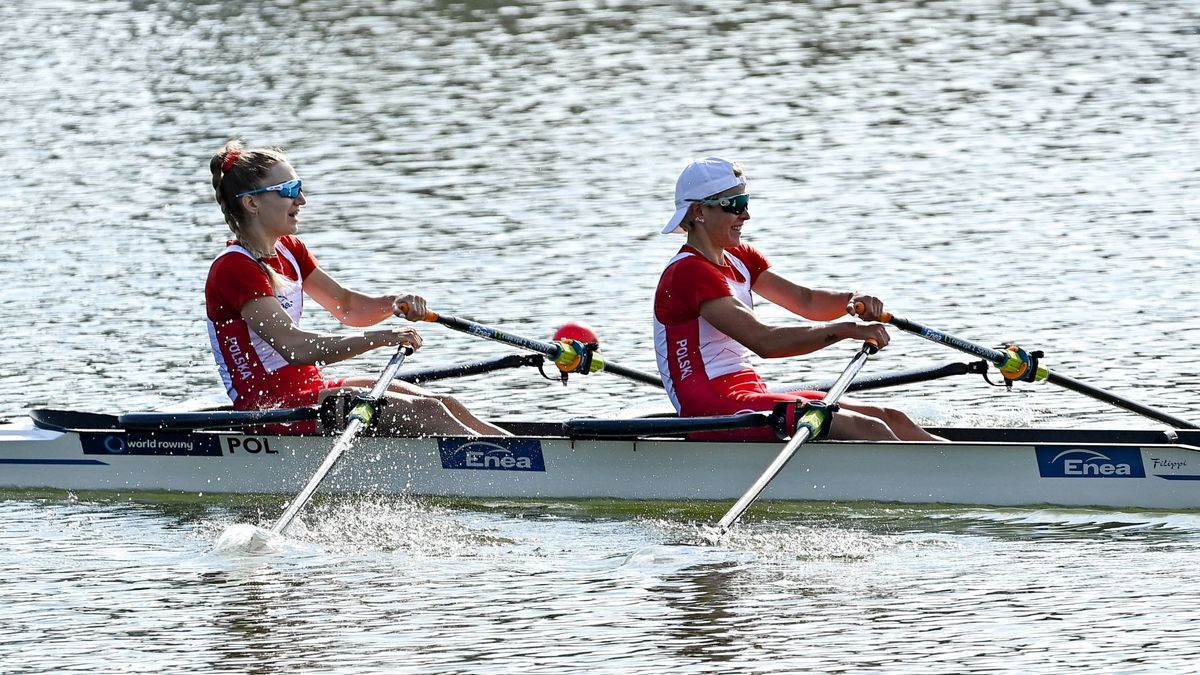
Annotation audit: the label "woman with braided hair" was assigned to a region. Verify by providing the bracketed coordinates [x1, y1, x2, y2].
[206, 140, 507, 436]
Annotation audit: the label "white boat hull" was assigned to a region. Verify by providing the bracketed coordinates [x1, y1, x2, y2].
[4, 413, 1200, 509]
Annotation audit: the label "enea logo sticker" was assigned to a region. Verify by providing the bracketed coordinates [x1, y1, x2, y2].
[1036, 446, 1146, 478]
[439, 438, 545, 472]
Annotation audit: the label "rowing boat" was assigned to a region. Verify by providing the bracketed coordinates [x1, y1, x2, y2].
[5, 312, 1197, 515]
[3, 407, 1200, 510]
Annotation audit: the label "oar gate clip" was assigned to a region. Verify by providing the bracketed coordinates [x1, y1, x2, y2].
[547, 338, 603, 385]
[771, 400, 838, 441]
[987, 344, 1045, 390]
[319, 387, 392, 434]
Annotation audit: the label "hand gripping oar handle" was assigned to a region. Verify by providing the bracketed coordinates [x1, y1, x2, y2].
[404, 306, 663, 388]
[717, 340, 879, 531]
[865, 306, 1199, 430]
[271, 345, 414, 534]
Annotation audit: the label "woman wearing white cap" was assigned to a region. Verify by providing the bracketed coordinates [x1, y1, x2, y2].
[653, 157, 942, 442]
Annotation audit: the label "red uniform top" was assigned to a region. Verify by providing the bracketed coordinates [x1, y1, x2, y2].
[654, 244, 771, 413]
[653, 243, 822, 440]
[205, 236, 322, 410]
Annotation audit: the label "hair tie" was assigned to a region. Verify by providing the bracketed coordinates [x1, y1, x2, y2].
[221, 149, 242, 173]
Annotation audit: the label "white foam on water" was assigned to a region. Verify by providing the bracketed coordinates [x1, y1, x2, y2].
[905, 395, 1056, 428]
[211, 523, 283, 554]
[275, 496, 513, 556]
[651, 518, 896, 561]
[935, 508, 1200, 534]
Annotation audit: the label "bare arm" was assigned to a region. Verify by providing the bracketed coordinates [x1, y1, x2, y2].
[240, 295, 423, 366]
[753, 270, 886, 322]
[303, 267, 428, 327]
[699, 295, 890, 359]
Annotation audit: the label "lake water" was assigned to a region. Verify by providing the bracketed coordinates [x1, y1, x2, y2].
[2, 0, 1200, 672]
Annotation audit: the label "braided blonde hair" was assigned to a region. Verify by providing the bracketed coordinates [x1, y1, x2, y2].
[209, 140, 290, 290]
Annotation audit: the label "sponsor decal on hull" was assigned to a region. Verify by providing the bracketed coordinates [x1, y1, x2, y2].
[80, 432, 223, 457]
[1036, 446, 1145, 478]
[439, 438, 546, 472]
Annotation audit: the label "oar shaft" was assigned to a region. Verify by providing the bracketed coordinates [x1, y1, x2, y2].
[271, 345, 413, 534]
[420, 311, 664, 388]
[880, 312, 1199, 430]
[592, 360, 664, 387]
[430, 313, 561, 359]
[717, 342, 877, 531]
[789, 360, 986, 395]
[1045, 371, 1199, 429]
[271, 418, 364, 534]
[717, 427, 816, 531]
[883, 313, 1010, 366]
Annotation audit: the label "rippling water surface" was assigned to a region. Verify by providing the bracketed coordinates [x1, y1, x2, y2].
[2, 0, 1200, 672]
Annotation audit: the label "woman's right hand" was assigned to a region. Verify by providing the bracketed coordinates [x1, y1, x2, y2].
[843, 322, 890, 349]
[366, 327, 423, 351]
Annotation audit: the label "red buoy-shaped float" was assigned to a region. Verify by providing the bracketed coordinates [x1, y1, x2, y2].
[552, 321, 600, 347]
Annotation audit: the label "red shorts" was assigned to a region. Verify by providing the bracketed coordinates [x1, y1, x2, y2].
[681, 370, 824, 442]
[236, 377, 347, 435]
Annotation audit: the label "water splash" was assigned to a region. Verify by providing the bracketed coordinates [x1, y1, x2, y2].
[655, 518, 895, 561]
[211, 523, 282, 554]
[272, 496, 513, 556]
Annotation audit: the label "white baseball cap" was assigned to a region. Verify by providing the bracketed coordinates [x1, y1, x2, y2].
[662, 156, 746, 234]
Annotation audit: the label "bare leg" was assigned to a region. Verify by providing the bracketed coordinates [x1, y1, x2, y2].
[329, 379, 509, 436]
[375, 393, 490, 437]
[838, 400, 946, 442]
[824, 409, 901, 441]
[424, 392, 511, 436]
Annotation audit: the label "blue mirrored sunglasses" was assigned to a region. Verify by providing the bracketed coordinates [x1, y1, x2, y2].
[689, 193, 750, 215]
[236, 178, 303, 199]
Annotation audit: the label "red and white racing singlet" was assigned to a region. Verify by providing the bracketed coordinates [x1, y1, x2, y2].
[653, 245, 768, 414]
[653, 244, 825, 440]
[205, 237, 323, 410]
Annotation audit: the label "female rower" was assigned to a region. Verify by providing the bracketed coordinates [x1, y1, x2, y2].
[654, 156, 942, 442]
[206, 140, 507, 437]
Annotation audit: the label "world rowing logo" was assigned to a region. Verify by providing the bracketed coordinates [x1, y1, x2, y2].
[80, 432, 223, 457]
[438, 438, 546, 472]
[1035, 446, 1146, 478]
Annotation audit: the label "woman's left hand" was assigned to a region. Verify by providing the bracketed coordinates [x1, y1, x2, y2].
[391, 294, 428, 321]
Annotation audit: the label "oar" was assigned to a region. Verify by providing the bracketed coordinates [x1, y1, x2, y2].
[867, 307, 1199, 430]
[716, 341, 879, 531]
[406, 307, 663, 387]
[271, 345, 414, 534]
[787, 359, 987, 395]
